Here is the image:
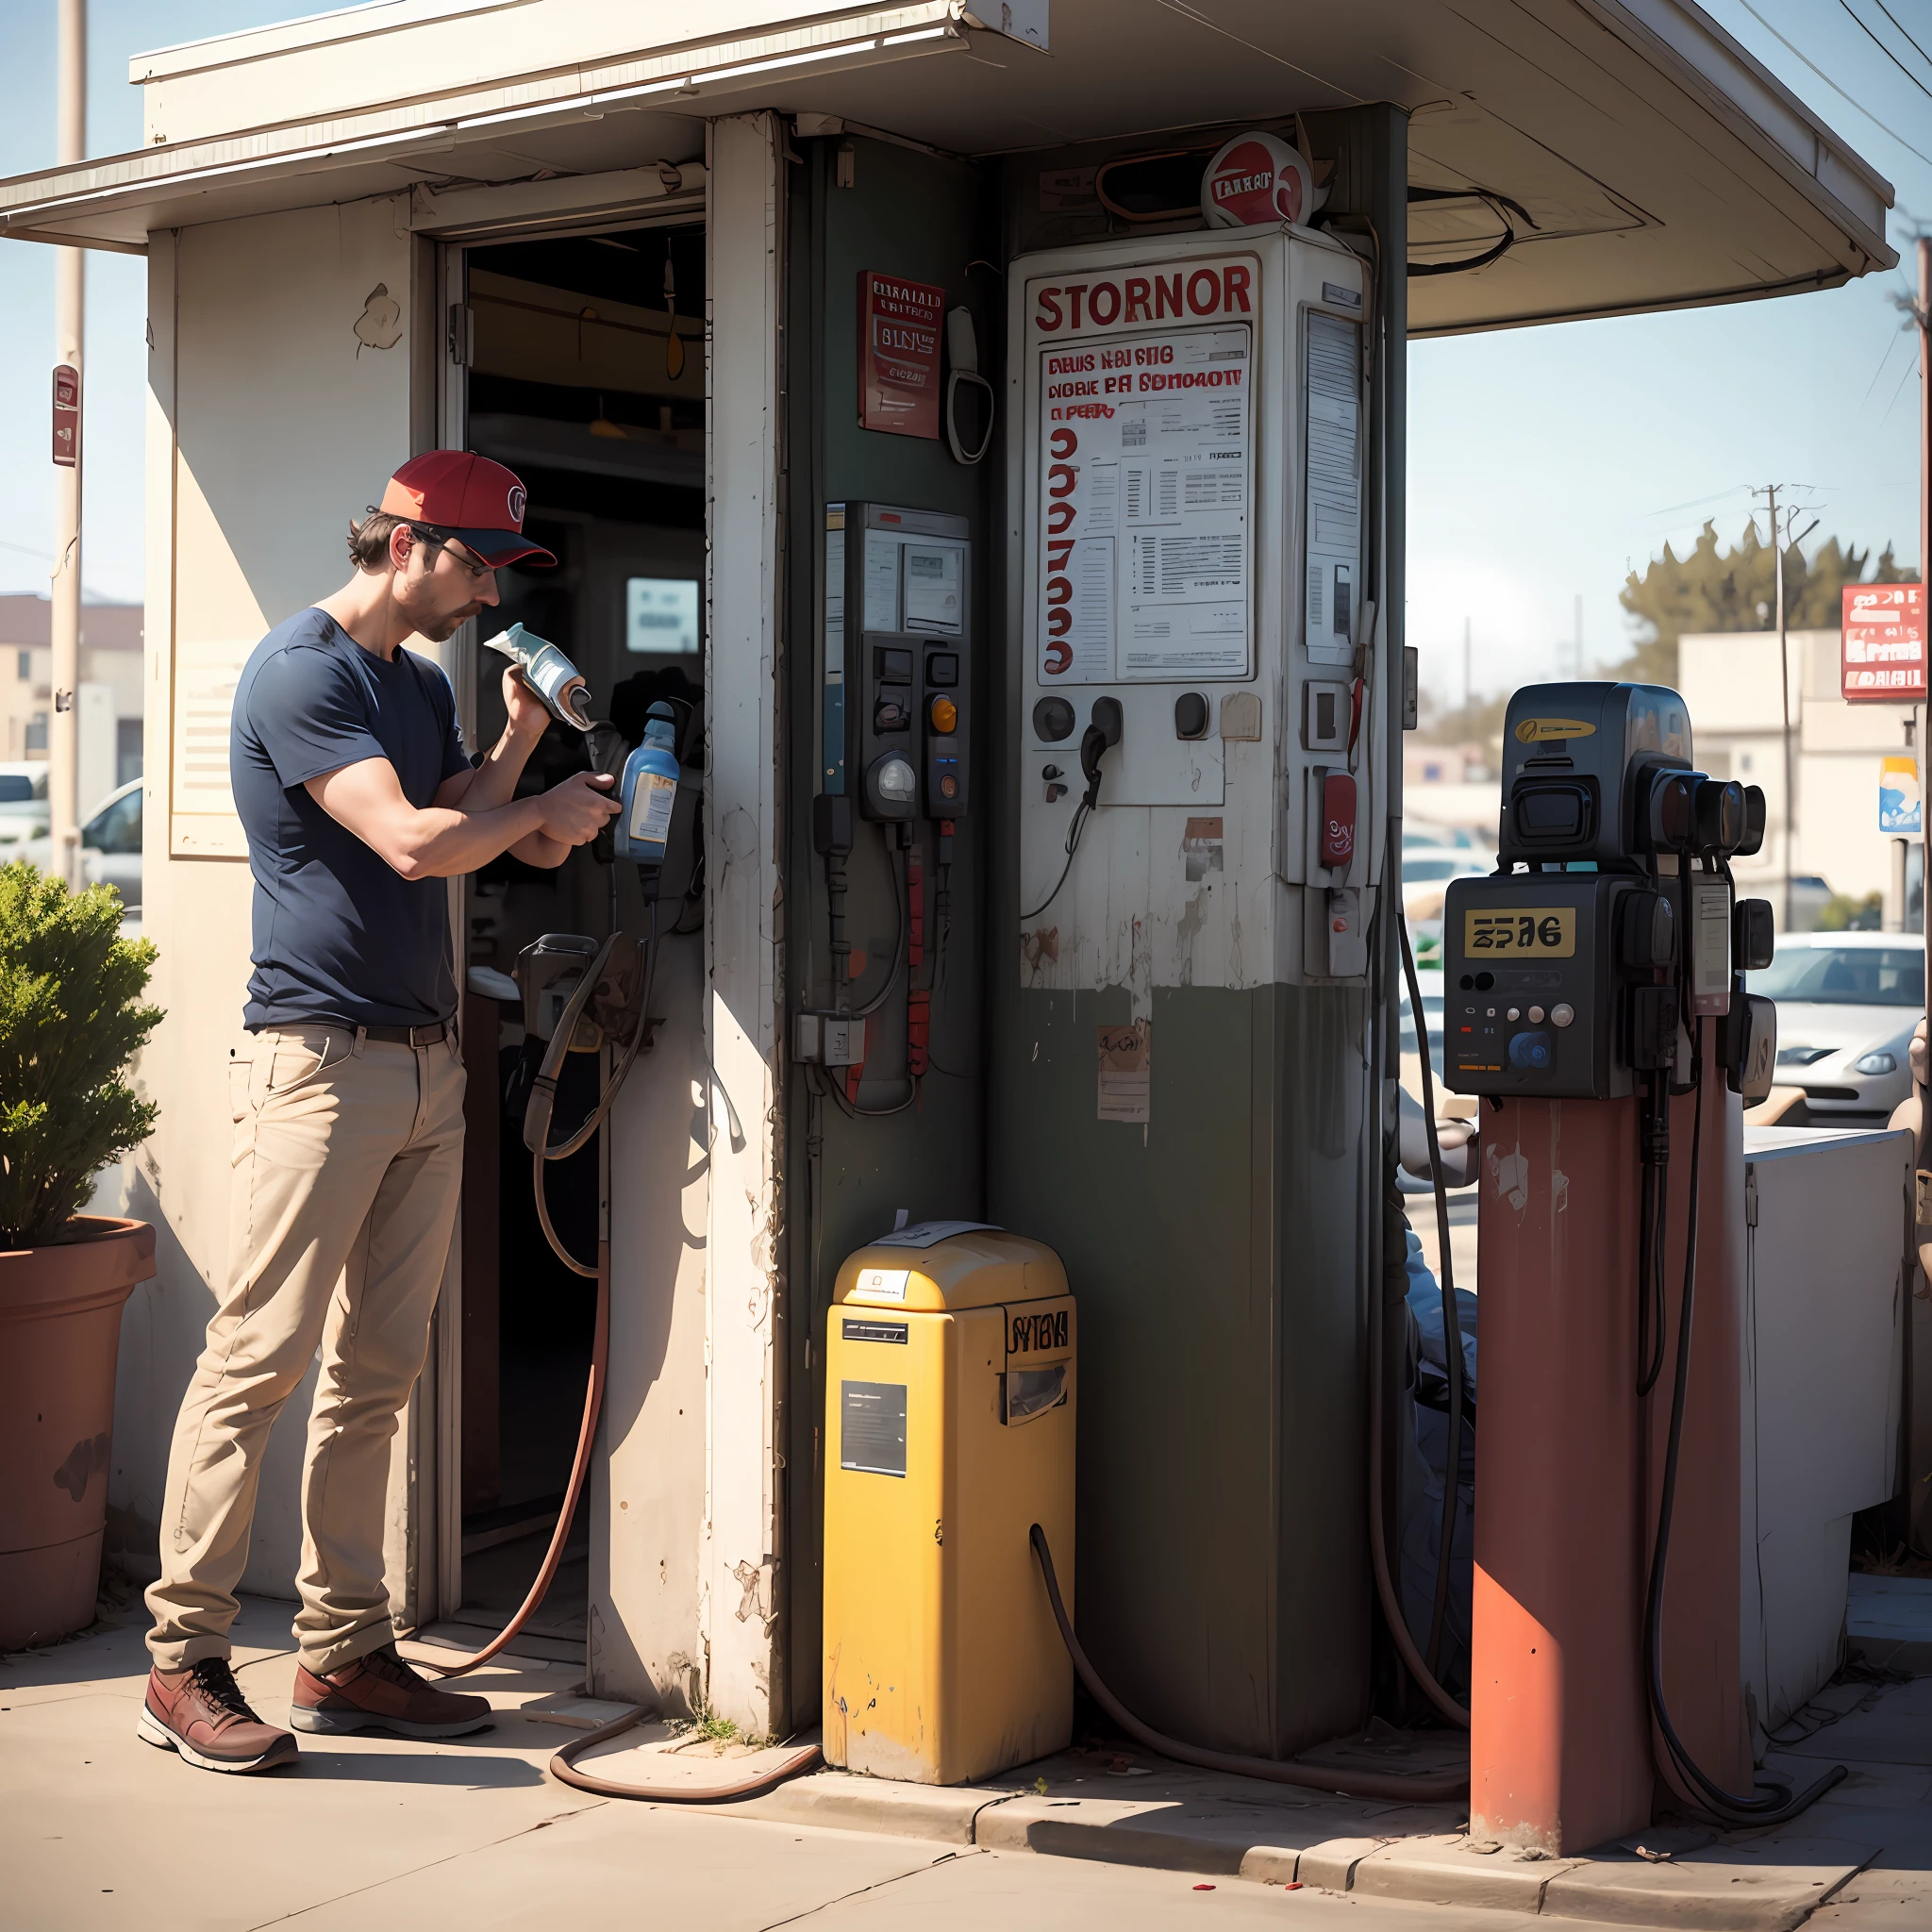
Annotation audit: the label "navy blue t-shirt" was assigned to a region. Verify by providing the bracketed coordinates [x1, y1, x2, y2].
[232, 608, 471, 1031]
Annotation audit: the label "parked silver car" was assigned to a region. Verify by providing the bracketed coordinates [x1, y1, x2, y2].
[19, 778, 142, 910]
[1746, 932, 1924, 1124]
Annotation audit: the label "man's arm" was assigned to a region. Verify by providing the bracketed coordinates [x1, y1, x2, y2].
[308, 758, 616, 880]
[433, 665, 552, 817]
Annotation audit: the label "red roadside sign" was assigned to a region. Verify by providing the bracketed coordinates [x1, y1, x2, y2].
[1842, 583, 1925, 702]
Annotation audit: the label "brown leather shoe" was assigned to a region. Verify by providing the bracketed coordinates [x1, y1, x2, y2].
[138, 1658, 299, 1773]
[290, 1643, 492, 1740]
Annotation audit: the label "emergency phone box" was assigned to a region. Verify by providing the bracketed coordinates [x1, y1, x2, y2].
[823, 1224, 1074, 1785]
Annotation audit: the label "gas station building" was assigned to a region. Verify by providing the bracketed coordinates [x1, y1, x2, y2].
[0, 0, 1898, 1764]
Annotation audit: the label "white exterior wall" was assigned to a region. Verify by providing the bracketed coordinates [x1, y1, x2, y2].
[698, 111, 784, 1734]
[113, 198, 421, 1605]
[108, 151, 785, 1726]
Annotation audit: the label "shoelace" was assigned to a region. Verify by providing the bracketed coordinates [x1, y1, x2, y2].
[360, 1645, 425, 1691]
[189, 1657, 261, 1723]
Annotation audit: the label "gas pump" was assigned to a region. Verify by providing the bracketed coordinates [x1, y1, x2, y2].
[427, 643, 681, 1677]
[796, 502, 973, 1110]
[1443, 681, 1840, 1848]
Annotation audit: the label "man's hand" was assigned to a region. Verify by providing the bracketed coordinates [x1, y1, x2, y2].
[538, 771, 620, 846]
[503, 664, 552, 741]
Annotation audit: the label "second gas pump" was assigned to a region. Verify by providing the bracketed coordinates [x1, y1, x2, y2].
[1444, 680, 1844, 1850]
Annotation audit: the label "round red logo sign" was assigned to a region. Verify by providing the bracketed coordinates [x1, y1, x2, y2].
[1201, 131, 1313, 230]
[507, 484, 526, 525]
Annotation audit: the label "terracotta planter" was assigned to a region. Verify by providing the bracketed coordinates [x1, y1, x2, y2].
[0, 1216, 157, 1649]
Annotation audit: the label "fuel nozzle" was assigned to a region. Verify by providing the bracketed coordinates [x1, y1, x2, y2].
[1735, 784, 1768, 858]
[1646, 770, 1750, 859]
[1692, 777, 1746, 857]
[484, 623, 595, 731]
[1078, 696, 1123, 808]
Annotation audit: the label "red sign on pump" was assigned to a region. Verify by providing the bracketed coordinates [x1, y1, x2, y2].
[1842, 584, 1926, 703]
[858, 271, 944, 439]
[1321, 772, 1357, 869]
[52, 364, 79, 468]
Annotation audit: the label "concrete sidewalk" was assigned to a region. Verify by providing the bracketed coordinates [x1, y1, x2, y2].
[4, 1595, 1929, 1931]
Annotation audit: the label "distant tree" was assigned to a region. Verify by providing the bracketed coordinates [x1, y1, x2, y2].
[1615, 521, 1918, 685]
[1418, 689, 1511, 753]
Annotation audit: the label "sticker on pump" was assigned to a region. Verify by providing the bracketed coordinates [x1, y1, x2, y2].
[629, 773, 676, 843]
[1462, 907, 1575, 958]
[854, 1266, 909, 1302]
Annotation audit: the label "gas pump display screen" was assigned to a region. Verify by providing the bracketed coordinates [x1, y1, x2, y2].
[1035, 318, 1254, 684]
[1461, 907, 1576, 958]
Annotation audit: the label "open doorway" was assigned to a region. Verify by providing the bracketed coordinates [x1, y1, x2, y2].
[450, 219, 706, 1650]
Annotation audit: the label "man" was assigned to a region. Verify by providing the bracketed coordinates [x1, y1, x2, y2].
[139, 452, 617, 1774]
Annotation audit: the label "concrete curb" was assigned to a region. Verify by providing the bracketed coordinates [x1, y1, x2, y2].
[753, 1764, 1876, 1928]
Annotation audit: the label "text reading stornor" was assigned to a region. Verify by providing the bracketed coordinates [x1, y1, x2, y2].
[1032, 257, 1257, 683]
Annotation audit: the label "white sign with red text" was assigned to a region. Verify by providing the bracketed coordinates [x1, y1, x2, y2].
[1030, 256, 1257, 684]
[1842, 583, 1926, 703]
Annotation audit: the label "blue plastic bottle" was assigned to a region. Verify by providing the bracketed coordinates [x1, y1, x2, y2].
[615, 701, 680, 874]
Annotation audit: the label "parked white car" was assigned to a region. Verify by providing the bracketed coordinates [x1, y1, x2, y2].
[0, 762, 48, 850]
[18, 778, 143, 910]
[1401, 848, 1490, 924]
[1404, 821, 1486, 854]
[1746, 931, 1924, 1124]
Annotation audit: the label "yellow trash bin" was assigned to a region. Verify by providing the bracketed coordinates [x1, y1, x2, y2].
[823, 1224, 1075, 1785]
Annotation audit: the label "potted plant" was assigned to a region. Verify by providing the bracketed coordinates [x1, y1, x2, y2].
[0, 860, 161, 1649]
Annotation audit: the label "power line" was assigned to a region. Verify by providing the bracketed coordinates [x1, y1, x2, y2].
[1874, 0, 1932, 75]
[1737, 0, 1932, 171]
[1862, 325, 1907, 406]
[1883, 345, 1921, 420]
[1840, 0, 1932, 105]
[1644, 484, 1753, 520]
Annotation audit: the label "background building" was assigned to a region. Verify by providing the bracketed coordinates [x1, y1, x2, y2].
[0, 592, 143, 804]
[1677, 628, 1918, 929]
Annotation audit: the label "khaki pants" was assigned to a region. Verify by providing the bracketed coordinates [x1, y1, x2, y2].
[145, 1025, 465, 1674]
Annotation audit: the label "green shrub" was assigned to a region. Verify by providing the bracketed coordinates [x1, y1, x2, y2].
[0, 862, 161, 1248]
[1816, 891, 1884, 933]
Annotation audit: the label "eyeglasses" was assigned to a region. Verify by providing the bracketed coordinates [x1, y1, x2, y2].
[408, 524, 494, 582]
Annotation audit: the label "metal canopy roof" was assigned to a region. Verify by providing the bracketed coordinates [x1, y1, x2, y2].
[0, 0, 1895, 335]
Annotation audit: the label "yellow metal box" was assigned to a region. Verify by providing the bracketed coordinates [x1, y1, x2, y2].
[823, 1224, 1075, 1784]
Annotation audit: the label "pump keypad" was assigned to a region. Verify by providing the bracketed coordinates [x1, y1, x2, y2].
[1442, 874, 1629, 1100]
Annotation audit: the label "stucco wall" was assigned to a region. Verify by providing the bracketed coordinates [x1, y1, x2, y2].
[111, 197, 416, 1603]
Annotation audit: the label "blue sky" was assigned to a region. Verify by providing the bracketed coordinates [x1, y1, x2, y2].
[0, 0, 1926, 710]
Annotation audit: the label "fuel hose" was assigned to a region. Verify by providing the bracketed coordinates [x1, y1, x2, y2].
[424, 911, 657, 1680]
[548, 1717, 822, 1801]
[1641, 1007, 1845, 1826]
[1030, 1524, 1467, 1801]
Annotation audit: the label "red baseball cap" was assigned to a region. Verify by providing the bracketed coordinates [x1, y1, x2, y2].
[378, 450, 556, 568]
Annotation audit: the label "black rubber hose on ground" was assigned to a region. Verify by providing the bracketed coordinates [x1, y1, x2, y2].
[1029, 1524, 1468, 1802]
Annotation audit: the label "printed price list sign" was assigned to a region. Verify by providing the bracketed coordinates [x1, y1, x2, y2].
[1031, 255, 1257, 685]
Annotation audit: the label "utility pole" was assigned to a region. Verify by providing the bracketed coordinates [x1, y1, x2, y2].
[1753, 483, 1795, 931]
[49, 0, 85, 889]
[1462, 615, 1472, 724]
[1918, 237, 1930, 1182]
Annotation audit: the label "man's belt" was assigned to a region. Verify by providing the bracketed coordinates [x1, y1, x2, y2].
[360, 1020, 452, 1046]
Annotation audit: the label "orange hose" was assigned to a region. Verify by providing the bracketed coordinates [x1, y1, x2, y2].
[549, 1720, 823, 1801]
[422, 1236, 609, 1679]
